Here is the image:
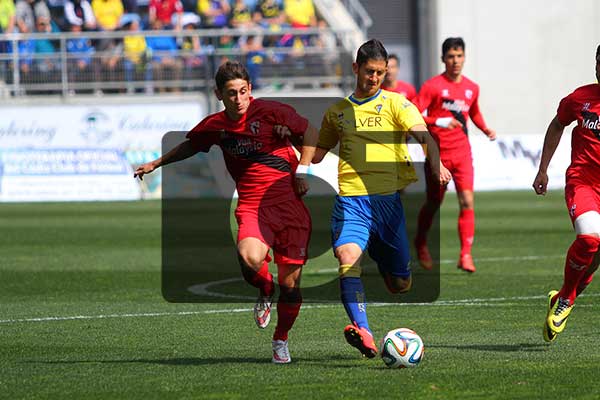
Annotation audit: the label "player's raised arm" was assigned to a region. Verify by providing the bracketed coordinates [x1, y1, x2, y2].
[409, 124, 452, 185]
[533, 115, 566, 195]
[134, 140, 199, 180]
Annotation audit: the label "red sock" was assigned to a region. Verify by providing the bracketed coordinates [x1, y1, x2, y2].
[416, 206, 435, 246]
[576, 271, 594, 297]
[273, 291, 302, 341]
[558, 235, 600, 303]
[458, 209, 475, 256]
[245, 261, 274, 297]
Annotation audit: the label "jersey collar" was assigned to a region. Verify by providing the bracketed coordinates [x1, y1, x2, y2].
[348, 89, 381, 105]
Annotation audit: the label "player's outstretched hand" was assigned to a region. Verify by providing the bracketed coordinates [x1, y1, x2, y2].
[532, 170, 548, 195]
[134, 162, 157, 181]
[484, 128, 497, 141]
[274, 125, 292, 138]
[294, 176, 309, 197]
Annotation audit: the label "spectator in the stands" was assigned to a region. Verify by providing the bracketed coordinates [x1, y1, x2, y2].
[64, 0, 96, 30]
[0, 0, 16, 54]
[283, 0, 315, 28]
[122, 18, 151, 92]
[180, 13, 203, 71]
[15, 0, 50, 33]
[121, 0, 137, 13]
[91, 0, 122, 31]
[229, 0, 254, 29]
[67, 22, 95, 70]
[197, 0, 228, 28]
[146, 19, 182, 91]
[148, 0, 183, 30]
[243, 35, 265, 88]
[253, 0, 284, 28]
[34, 16, 57, 72]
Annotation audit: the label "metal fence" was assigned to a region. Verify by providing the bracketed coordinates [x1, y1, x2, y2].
[0, 27, 354, 97]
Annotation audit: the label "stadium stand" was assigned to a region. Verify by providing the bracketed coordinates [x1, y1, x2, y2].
[0, 0, 364, 96]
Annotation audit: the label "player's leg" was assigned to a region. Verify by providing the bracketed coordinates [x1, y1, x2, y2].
[544, 184, 600, 341]
[332, 196, 377, 357]
[236, 208, 276, 328]
[576, 249, 600, 296]
[271, 263, 302, 364]
[453, 154, 476, 272]
[415, 160, 448, 269]
[370, 192, 412, 294]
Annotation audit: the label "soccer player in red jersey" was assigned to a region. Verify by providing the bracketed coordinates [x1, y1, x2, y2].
[134, 61, 319, 363]
[534, 44, 600, 343]
[381, 54, 417, 101]
[412, 37, 496, 273]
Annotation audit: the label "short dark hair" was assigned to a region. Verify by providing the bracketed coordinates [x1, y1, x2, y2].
[215, 61, 250, 91]
[597, 44, 600, 58]
[442, 37, 465, 57]
[388, 54, 399, 64]
[356, 39, 388, 67]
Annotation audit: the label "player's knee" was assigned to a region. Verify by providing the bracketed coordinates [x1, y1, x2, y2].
[575, 211, 600, 236]
[335, 246, 361, 266]
[384, 274, 412, 294]
[339, 263, 361, 278]
[237, 250, 263, 270]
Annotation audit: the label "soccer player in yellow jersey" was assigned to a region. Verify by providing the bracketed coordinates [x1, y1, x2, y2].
[312, 39, 451, 358]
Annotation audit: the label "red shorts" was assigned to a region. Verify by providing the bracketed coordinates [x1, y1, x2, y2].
[235, 198, 311, 265]
[565, 180, 600, 224]
[426, 152, 474, 202]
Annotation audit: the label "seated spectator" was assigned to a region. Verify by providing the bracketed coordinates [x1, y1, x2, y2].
[229, 0, 253, 29]
[148, 0, 183, 30]
[242, 35, 264, 88]
[179, 13, 203, 70]
[145, 19, 182, 92]
[91, 0, 122, 31]
[253, 0, 284, 28]
[122, 18, 151, 92]
[15, 0, 50, 33]
[34, 16, 57, 72]
[0, 0, 16, 54]
[66, 22, 95, 71]
[64, 0, 96, 30]
[196, 0, 228, 28]
[283, 0, 315, 28]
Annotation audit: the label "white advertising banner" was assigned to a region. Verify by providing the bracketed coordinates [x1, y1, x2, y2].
[0, 101, 206, 201]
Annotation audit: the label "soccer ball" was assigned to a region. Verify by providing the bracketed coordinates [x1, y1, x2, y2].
[380, 328, 424, 368]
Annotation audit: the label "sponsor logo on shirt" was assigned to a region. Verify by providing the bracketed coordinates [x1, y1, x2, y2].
[442, 99, 470, 113]
[581, 111, 600, 136]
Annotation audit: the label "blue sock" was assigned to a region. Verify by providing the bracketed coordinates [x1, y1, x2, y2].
[340, 277, 370, 333]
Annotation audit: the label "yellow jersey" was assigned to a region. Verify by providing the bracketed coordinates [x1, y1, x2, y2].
[318, 89, 425, 196]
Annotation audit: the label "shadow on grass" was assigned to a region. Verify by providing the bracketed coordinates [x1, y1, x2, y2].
[428, 343, 549, 352]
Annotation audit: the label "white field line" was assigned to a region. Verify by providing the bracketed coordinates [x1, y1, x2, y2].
[1, 293, 599, 325]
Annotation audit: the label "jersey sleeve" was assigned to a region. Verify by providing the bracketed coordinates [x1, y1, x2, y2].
[317, 108, 340, 149]
[469, 87, 488, 131]
[186, 119, 218, 152]
[557, 93, 576, 126]
[271, 102, 309, 136]
[393, 96, 426, 131]
[413, 81, 437, 125]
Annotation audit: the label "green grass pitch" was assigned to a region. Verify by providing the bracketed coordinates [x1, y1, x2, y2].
[2, 191, 600, 399]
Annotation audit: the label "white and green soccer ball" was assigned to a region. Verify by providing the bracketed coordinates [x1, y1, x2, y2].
[380, 328, 424, 368]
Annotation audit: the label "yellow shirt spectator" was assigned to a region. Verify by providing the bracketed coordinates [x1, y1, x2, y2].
[124, 35, 146, 64]
[283, 0, 315, 27]
[91, 0, 123, 30]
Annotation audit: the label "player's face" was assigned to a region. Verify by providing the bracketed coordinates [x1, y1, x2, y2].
[215, 79, 252, 120]
[353, 59, 387, 98]
[442, 47, 465, 78]
[385, 58, 398, 85]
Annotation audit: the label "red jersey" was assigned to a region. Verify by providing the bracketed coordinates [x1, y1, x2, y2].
[413, 74, 488, 154]
[381, 80, 416, 101]
[557, 83, 600, 185]
[186, 98, 309, 208]
[149, 0, 183, 25]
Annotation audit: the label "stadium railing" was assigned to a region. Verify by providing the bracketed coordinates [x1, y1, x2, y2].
[0, 27, 355, 98]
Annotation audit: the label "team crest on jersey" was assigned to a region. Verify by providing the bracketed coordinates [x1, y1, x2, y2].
[465, 89, 473, 99]
[375, 104, 383, 114]
[250, 120, 260, 135]
[442, 89, 449, 97]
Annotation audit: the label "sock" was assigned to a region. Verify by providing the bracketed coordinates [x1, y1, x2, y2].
[340, 277, 370, 333]
[243, 260, 274, 297]
[273, 288, 302, 341]
[576, 272, 594, 297]
[415, 205, 434, 246]
[557, 235, 600, 303]
[458, 209, 475, 257]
